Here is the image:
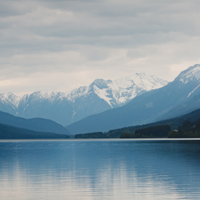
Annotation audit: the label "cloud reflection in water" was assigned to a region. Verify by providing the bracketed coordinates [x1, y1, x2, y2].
[0, 139, 200, 200]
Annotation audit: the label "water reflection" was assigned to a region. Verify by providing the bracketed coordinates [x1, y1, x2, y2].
[0, 139, 200, 199]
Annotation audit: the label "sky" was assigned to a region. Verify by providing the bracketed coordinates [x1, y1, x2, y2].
[0, 0, 200, 95]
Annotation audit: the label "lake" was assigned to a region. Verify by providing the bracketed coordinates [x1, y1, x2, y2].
[0, 139, 200, 200]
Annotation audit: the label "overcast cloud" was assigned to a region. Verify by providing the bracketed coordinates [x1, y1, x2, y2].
[0, 0, 200, 95]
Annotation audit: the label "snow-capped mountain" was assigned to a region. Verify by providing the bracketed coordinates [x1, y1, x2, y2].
[66, 64, 200, 134]
[159, 64, 200, 119]
[0, 73, 168, 126]
[176, 64, 200, 84]
[67, 73, 168, 108]
[0, 93, 20, 115]
[106, 73, 167, 106]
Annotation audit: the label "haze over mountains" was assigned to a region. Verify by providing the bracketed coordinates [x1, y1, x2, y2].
[1, 64, 200, 137]
[0, 110, 69, 135]
[66, 64, 200, 134]
[0, 122, 69, 139]
[0, 73, 167, 126]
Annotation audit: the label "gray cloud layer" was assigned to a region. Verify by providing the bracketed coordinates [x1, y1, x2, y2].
[0, 0, 200, 94]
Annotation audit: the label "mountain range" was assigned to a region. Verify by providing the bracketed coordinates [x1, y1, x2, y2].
[0, 110, 69, 135]
[1, 64, 200, 137]
[66, 64, 200, 134]
[0, 73, 167, 126]
[0, 123, 69, 139]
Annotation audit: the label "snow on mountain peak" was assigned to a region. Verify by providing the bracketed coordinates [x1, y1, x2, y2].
[108, 73, 168, 105]
[0, 73, 168, 117]
[85, 73, 168, 107]
[66, 86, 89, 102]
[28, 91, 58, 102]
[0, 72, 168, 126]
[93, 84, 113, 107]
[176, 64, 200, 84]
[0, 92, 20, 108]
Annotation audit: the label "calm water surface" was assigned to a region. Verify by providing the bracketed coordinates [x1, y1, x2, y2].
[0, 139, 200, 200]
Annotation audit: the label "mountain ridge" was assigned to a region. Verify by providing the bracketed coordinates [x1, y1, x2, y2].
[66, 64, 200, 134]
[0, 110, 70, 135]
[0, 123, 69, 139]
[0, 73, 167, 126]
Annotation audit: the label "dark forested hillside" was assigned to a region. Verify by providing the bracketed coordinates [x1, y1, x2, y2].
[168, 119, 200, 138]
[74, 108, 200, 139]
[107, 108, 200, 138]
[75, 132, 107, 139]
[120, 125, 171, 138]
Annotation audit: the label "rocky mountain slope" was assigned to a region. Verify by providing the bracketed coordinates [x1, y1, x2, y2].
[0, 73, 167, 126]
[66, 64, 200, 134]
